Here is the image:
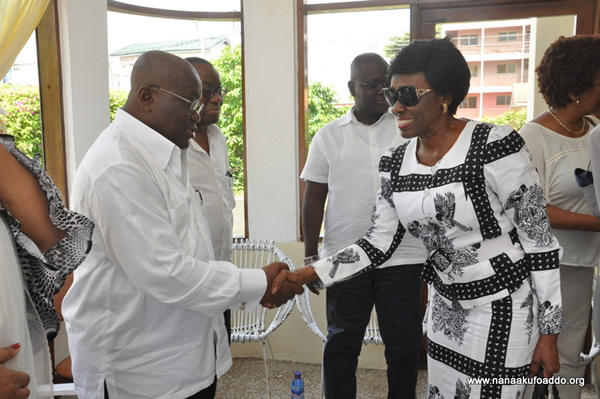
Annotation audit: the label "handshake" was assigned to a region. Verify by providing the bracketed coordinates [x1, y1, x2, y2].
[260, 263, 320, 308]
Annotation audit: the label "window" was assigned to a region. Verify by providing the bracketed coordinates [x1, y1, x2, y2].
[460, 97, 477, 109]
[469, 65, 478, 77]
[496, 95, 511, 105]
[460, 34, 478, 46]
[107, 2, 246, 236]
[497, 64, 516, 74]
[498, 31, 518, 41]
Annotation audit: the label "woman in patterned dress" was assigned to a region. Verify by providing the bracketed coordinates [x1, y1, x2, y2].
[275, 38, 563, 399]
[0, 135, 93, 398]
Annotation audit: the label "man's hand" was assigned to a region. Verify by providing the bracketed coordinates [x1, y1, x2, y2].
[0, 344, 30, 399]
[261, 262, 304, 308]
[271, 266, 319, 296]
[529, 334, 559, 378]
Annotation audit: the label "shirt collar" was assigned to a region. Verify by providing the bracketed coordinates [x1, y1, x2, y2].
[114, 108, 181, 171]
[340, 106, 392, 127]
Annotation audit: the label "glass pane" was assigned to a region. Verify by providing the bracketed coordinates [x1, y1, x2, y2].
[114, 0, 240, 12]
[107, 11, 245, 237]
[0, 34, 43, 161]
[441, 19, 532, 123]
[307, 8, 409, 134]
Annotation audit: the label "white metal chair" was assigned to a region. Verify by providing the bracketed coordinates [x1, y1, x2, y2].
[296, 289, 326, 343]
[363, 308, 384, 345]
[230, 238, 296, 399]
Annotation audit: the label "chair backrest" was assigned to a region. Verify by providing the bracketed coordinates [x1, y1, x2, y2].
[230, 238, 296, 343]
[296, 289, 326, 343]
[363, 308, 383, 345]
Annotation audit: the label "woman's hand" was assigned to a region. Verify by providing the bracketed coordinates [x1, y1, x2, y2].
[271, 266, 319, 295]
[529, 334, 559, 378]
[0, 344, 30, 399]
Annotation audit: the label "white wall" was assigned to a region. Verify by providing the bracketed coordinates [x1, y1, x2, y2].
[243, 0, 300, 242]
[527, 15, 577, 121]
[58, 0, 111, 188]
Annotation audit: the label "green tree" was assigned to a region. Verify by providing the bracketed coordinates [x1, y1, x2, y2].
[308, 81, 349, 144]
[0, 83, 42, 160]
[383, 32, 410, 59]
[212, 45, 244, 193]
[481, 107, 528, 132]
[110, 90, 128, 121]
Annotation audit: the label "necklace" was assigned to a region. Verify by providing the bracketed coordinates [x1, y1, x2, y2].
[547, 108, 586, 136]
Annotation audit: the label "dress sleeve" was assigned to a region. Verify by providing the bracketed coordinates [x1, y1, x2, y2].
[484, 124, 563, 335]
[520, 123, 548, 196]
[311, 146, 406, 286]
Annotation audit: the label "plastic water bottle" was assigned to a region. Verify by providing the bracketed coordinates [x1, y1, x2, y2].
[291, 371, 305, 398]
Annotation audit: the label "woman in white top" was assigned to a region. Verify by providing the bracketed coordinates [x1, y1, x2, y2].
[520, 34, 600, 399]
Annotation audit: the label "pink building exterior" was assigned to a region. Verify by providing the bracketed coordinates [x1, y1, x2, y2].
[442, 20, 531, 119]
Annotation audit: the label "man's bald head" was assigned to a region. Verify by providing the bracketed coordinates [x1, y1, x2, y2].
[124, 50, 200, 114]
[122, 50, 202, 149]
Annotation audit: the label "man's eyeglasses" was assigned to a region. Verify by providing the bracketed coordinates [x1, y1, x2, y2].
[382, 86, 434, 107]
[149, 85, 204, 115]
[203, 86, 227, 99]
[350, 80, 387, 91]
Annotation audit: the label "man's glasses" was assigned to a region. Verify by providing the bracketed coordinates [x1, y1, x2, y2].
[350, 80, 387, 91]
[382, 86, 434, 107]
[150, 85, 204, 115]
[203, 86, 227, 99]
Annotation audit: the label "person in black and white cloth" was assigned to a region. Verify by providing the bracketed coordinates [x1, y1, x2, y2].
[274, 38, 564, 399]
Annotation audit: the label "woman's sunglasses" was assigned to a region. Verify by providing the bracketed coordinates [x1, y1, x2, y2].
[382, 86, 434, 107]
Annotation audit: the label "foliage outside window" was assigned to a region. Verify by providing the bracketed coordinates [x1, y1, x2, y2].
[482, 106, 526, 132]
[0, 84, 42, 160]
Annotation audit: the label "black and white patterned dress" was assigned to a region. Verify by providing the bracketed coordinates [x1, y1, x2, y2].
[311, 121, 563, 399]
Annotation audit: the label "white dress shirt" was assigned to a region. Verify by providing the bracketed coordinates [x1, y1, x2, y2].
[63, 109, 266, 399]
[300, 108, 427, 264]
[188, 124, 236, 261]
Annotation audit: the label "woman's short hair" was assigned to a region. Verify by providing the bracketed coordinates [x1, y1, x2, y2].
[536, 35, 600, 108]
[388, 37, 470, 115]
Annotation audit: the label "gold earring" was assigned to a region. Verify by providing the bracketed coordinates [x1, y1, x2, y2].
[576, 99, 580, 106]
[442, 103, 448, 114]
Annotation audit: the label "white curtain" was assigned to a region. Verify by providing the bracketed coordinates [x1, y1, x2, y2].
[0, 0, 50, 78]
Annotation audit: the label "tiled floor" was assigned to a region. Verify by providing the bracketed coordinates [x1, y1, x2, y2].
[216, 357, 598, 398]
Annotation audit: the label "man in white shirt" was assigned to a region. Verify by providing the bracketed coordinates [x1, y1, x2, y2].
[63, 50, 301, 399]
[301, 53, 427, 399]
[185, 57, 236, 341]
